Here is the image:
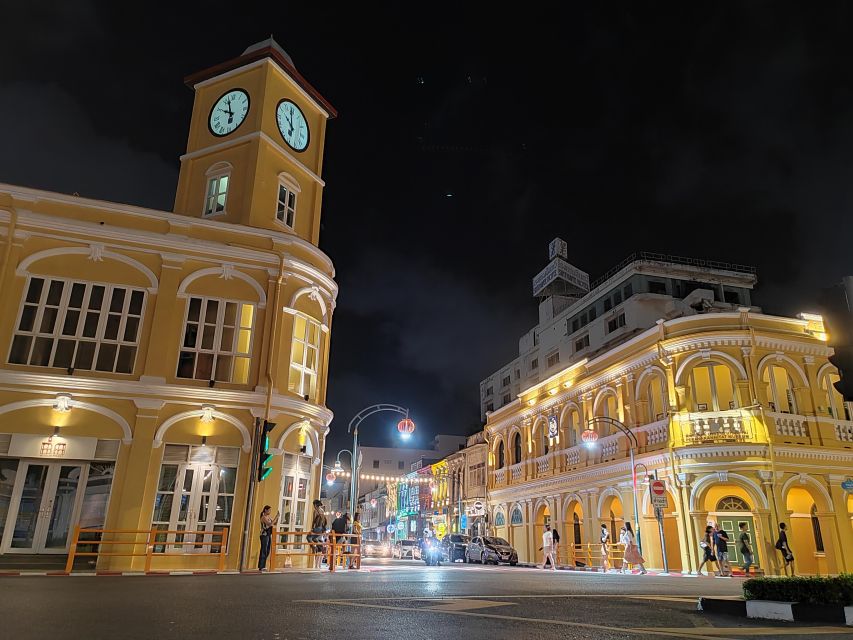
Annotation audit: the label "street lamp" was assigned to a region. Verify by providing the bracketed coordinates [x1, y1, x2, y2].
[585, 417, 643, 556]
[347, 404, 414, 518]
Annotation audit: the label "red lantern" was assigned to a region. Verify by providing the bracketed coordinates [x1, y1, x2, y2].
[370, 498, 377, 508]
[581, 429, 599, 444]
[397, 418, 415, 436]
[325, 471, 336, 484]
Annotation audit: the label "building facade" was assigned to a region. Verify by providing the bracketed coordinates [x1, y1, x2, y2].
[485, 308, 853, 575]
[479, 240, 757, 421]
[0, 40, 338, 571]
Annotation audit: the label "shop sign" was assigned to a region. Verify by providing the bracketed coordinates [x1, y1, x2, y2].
[842, 479, 853, 492]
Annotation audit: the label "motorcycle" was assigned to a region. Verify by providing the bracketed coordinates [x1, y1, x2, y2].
[422, 537, 442, 566]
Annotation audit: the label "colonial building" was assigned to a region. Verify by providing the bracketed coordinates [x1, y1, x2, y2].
[484, 253, 853, 575]
[0, 39, 338, 571]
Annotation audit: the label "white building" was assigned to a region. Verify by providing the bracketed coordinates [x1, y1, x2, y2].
[479, 240, 758, 421]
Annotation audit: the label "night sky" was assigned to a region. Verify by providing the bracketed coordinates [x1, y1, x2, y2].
[3, 3, 853, 454]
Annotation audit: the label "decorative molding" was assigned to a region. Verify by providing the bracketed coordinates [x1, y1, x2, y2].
[0, 371, 335, 426]
[0, 397, 132, 444]
[176, 266, 268, 308]
[16, 246, 158, 293]
[756, 352, 808, 387]
[153, 409, 251, 452]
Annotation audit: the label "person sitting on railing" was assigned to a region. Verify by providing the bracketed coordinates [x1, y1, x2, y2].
[258, 505, 279, 572]
[331, 512, 350, 568]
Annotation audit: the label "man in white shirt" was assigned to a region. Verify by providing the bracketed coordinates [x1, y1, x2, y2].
[541, 524, 556, 570]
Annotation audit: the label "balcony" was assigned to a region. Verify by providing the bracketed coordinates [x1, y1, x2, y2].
[509, 462, 523, 482]
[678, 410, 752, 445]
[767, 412, 810, 439]
[834, 420, 853, 443]
[534, 453, 551, 475]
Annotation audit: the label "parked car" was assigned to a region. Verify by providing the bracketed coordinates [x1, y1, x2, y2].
[441, 534, 470, 562]
[392, 539, 421, 559]
[363, 541, 391, 557]
[465, 536, 518, 565]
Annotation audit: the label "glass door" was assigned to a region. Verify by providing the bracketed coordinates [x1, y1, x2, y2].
[6, 462, 86, 553]
[152, 460, 235, 554]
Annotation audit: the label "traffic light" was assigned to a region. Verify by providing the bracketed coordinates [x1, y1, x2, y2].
[257, 420, 275, 482]
[818, 280, 853, 401]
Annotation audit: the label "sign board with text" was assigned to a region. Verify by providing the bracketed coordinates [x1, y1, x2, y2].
[650, 479, 668, 508]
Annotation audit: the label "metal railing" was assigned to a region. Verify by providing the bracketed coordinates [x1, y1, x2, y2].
[552, 543, 627, 570]
[64, 526, 228, 574]
[269, 530, 361, 572]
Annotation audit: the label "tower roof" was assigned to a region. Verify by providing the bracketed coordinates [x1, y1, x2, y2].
[184, 38, 337, 118]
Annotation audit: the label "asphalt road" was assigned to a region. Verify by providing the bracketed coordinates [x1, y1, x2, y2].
[1, 559, 851, 640]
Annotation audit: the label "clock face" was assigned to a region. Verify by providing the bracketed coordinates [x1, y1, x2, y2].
[276, 99, 310, 151]
[208, 89, 250, 137]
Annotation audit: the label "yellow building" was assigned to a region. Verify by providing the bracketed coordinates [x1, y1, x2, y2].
[0, 39, 338, 571]
[485, 308, 853, 575]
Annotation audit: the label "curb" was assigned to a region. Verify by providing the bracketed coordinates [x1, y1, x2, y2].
[698, 597, 853, 626]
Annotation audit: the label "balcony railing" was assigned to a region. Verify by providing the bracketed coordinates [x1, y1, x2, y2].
[835, 420, 853, 443]
[493, 468, 506, 485]
[767, 412, 810, 439]
[534, 454, 551, 474]
[679, 410, 751, 445]
[509, 462, 523, 481]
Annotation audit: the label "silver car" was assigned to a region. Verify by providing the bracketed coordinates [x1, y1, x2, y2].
[465, 536, 518, 565]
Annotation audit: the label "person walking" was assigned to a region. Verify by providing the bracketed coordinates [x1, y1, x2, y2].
[618, 526, 629, 573]
[623, 522, 647, 574]
[696, 525, 718, 576]
[776, 522, 795, 576]
[258, 505, 279, 572]
[600, 524, 611, 572]
[714, 524, 732, 577]
[309, 499, 327, 569]
[738, 522, 754, 577]
[540, 524, 556, 570]
[551, 528, 561, 568]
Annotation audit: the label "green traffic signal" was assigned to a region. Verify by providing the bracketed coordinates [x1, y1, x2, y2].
[257, 421, 275, 482]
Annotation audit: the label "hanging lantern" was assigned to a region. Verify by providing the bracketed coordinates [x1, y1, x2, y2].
[370, 498, 377, 508]
[397, 417, 416, 438]
[581, 429, 599, 445]
[325, 471, 336, 485]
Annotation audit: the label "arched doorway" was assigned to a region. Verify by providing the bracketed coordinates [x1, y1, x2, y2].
[784, 484, 833, 575]
[707, 491, 758, 572]
[533, 503, 551, 563]
[599, 493, 623, 544]
[641, 488, 683, 572]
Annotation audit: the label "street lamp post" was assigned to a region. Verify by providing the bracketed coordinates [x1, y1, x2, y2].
[583, 417, 643, 556]
[347, 404, 413, 519]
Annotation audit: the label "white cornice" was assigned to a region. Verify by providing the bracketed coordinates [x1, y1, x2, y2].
[192, 58, 331, 119]
[178, 130, 325, 187]
[0, 184, 334, 276]
[0, 371, 334, 426]
[5, 209, 337, 299]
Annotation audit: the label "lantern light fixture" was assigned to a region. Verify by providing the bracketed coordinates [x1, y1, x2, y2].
[53, 394, 72, 413]
[200, 404, 216, 424]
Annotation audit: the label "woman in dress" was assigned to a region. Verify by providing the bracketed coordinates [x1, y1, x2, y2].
[599, 524, 611, 572]
[623, 522, 647, 574]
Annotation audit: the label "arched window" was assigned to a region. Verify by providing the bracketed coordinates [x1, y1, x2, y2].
[540, 425, 549, 456]
[810, 505, 825, 553]
[513, 432, 522, 464]
[494, 511, 506, 527]
[596, 392, 619, 419]
[690, 362, 737, 411]
[645, 375, 668, 421]
[716, 496, 750, 511]
[497, 442, 505, 469]
[510, 507, 523, 525]
[565, 409, 579, 446]
[572, 513, 582, 547]
[763, 365, 797, 413]
[821, 370, 851, 420]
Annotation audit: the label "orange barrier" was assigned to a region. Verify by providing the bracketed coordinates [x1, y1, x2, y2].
[64, 526, 229, 574]
[269, 530, 361, 572]
[550, 543, 628, 570]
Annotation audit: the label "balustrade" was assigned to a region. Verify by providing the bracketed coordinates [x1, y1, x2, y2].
[509, 462, 523, 481]
[535, 454, 550, 474]
[680, 410, 751, 445]
[767, 412, 809, 438]
[835, 421, 853, 443]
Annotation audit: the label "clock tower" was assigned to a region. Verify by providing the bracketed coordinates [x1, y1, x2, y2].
[173, 39, 337, 246]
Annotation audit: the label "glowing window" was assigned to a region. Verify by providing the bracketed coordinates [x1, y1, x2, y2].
[177, 297, 253, 384]
[288, 313, 321, 401]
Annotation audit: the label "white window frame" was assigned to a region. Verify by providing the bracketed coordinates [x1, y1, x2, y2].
[288, 312, 322, 401]
[763, 365, 797, 414]
[203, 163, 232, 217]
[278, 452, 312, 551]
[275, 173, 300, 229]
[8, 276, 146, 374]
[177, 296, 255, 384]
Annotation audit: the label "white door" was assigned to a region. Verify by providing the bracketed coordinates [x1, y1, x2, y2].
[4, 462, 86, 554]
[152, 459, 236, 554]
